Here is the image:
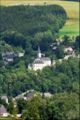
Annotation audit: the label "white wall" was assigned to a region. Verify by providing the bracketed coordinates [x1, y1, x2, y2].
[33, 60, 51, 71]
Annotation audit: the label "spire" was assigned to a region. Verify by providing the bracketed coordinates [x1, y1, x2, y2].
[38, 46, 41, 58]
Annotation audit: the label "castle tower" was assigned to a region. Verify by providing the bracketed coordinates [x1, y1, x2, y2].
[38, 46, 41, 58]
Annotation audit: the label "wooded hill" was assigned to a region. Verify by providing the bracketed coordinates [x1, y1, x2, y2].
[0, 5, 67, 37]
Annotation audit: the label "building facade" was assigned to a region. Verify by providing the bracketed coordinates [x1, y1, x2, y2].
[28, 47, 51, 71]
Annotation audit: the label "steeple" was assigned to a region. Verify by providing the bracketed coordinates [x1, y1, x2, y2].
[38, 46, 41, 58]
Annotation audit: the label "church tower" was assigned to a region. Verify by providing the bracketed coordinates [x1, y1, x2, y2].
[38, 46, 41, 58]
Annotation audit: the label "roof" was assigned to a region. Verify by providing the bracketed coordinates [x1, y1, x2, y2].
[41, 57, 51, 61]
[34, 58, 44, 64]
[34, 57, 51, 64]
[2, 52, 14, 56]
[26, 91, 35, 98]
[64, 47, 73, 52]
[2, 52, 14, 59]
[1, 96, 8, 100]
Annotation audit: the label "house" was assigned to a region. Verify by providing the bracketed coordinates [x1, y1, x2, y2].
[40, 92, 52, 98]
[0, 105, 9, 117]
[1, 96, 8, 104]
[28, 47, 51, 71]
[17, 114, 22, 118]
[15, 90, 37, 101]
[64, 47, 74, 55]
[17, 52, 24, 57]
[2, 51, 24, 65]
[24, 91, 36, 100]
[2, 52, 15, 64]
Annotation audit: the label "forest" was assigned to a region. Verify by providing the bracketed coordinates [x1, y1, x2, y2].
[0, 5, 67, 35]
[0, 56, 79, 97]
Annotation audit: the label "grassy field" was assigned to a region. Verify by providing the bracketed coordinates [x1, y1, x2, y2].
[0, 118, 13, 120]
[0, 117, 21, 120]
[0, 0, 79, 37]
[59, 19, 79, 36]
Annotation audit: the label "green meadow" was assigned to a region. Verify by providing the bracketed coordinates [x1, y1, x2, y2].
[59, 19, 79, 36]
[0, 117, 21, 120]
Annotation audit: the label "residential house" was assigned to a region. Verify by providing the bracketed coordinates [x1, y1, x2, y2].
[64, 47, 74, 55]
[1, 96, 8, 104]
[2, 52, 15, 64]
[0, 105, 9, 117]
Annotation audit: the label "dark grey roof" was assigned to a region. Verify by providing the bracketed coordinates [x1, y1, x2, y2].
[34, 58, 44, 64]
[1, 96, 8, 100]
[34, 57, 51, 64]
[2, 52, 14, 56]
[27, 92, 35, 98]
[40, 57, 51, 61]
[2, 52, 14, 59]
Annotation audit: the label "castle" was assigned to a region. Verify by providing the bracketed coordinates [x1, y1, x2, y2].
[28, 47, 51, 71]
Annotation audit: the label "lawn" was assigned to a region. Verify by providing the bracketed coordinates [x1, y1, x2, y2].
[0, 117, 21, 120]
[0, 118, 12, 120]
[0, 0, 79, 37]
[59, 19, 79, 36]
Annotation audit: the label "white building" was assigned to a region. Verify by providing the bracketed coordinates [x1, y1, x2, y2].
[18, 52, 24, 57]
[28, 47, 51, 71]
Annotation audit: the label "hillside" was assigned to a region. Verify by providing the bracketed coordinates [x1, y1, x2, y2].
[0, 0, 79, 36]
[0, 5, 67, 37]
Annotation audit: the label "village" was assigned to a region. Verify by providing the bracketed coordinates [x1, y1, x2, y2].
[1, 39, 78, 71]
[0, 90, 53, 118]
[0, 38, 79, 118]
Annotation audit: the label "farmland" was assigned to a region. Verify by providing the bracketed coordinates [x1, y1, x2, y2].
[0, 0, 79, 36]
